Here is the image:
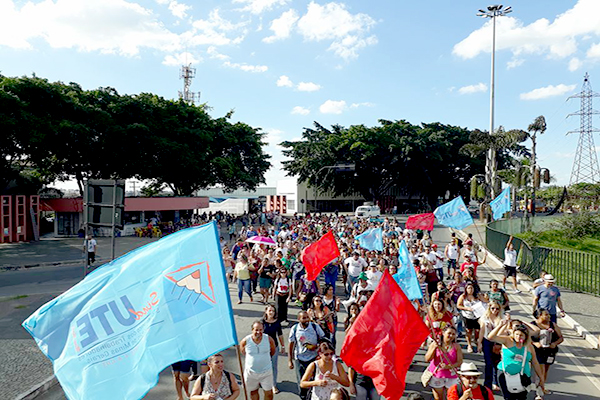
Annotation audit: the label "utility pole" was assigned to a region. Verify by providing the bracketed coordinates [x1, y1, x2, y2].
[477, 5, 512, 201]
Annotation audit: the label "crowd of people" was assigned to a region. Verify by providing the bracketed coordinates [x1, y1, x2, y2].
[170, 213, 567, 400]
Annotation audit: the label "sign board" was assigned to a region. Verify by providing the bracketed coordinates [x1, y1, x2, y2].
[85, 180, 126, 229]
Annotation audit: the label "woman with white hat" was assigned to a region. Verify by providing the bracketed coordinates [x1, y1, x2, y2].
[447, 362, 494, 400]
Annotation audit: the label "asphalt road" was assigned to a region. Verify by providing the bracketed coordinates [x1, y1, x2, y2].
[4, 222, 600, 400]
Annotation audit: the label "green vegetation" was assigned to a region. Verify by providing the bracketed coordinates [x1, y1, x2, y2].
[516, 212, 600, 253]
[0, 294, 29, 302]
[1, 74, 271, 196]
[14, 305, 27, 309]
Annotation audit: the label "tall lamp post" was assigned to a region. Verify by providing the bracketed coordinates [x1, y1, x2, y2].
[477, 4, 512, 201]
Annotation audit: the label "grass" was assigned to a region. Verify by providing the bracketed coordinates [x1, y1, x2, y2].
[14, 305, 27, 309]
[0, 294, 28, 302]
[516, 230, 600, 253]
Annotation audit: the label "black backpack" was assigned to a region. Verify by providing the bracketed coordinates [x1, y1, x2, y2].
[456, 384, 490, 400]
[199, 371, 234, 394]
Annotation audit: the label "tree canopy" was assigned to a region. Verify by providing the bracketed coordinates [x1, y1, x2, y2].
[0, 74, 271, 196]
[281, 120, 489, 208]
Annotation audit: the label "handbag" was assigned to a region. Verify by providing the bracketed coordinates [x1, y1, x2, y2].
[421, 365, 438, 387]
[502, 346, 529, 393]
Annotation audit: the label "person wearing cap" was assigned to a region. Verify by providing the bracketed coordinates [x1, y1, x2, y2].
[350, 272, 370, 300]
[447, 362, 494, 400]
[533, 274, 565, 323]
[366, 261, 382, 289]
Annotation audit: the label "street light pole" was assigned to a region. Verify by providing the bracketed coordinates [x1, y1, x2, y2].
[478, 5, 512, 201]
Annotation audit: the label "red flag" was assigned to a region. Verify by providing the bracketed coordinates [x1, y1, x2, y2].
[340, 272, 429, 400]
[406, 212, 435, 231]
[301, 231, 340, 281]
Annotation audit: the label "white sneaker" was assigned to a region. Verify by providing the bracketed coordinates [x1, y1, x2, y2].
[514, 289, 522, 294]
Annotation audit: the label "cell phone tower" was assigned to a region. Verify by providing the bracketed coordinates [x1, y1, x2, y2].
[568, 73, 600, 185]
[178, 64, 199, 104]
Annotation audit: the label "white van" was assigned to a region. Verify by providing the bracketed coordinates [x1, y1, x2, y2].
[355, 205, 381, 218]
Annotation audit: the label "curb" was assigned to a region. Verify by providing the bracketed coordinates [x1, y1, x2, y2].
[452, 227, 600, 350]
[0, 258, 104, 271]
[15, 375, 58, 400]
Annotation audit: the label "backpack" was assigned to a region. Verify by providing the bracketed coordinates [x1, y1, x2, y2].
[199, 371, 234, 395]
[456, 384, 490, 400]
[291, 322, 323, 347]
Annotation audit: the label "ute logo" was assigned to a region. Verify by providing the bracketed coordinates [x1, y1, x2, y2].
[163, 261, 216, 323]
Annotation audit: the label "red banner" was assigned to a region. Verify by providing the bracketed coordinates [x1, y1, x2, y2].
[301, 231, 340, 281]
[406, 212, 435, 231]
[340, 272, 430, 400]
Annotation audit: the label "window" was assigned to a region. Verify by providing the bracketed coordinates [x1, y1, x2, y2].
[287, 199, 295, 211]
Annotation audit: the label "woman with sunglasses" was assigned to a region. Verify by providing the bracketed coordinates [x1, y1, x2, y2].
[477, 301, 503, 392]
[308, 296, 334, 342]
[300, 341, 350, 400]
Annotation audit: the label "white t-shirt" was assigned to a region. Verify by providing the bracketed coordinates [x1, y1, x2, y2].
[366, 270, 383, 288]
[446, 244, 459, 260]
[504, 249, 517, 267]
[344, 256, 367, 277]
[85, 238, 97, 252]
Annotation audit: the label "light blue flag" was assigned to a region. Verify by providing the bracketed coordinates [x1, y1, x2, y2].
[22, 221, 237, 400]
[393, 241, 422, 300]
[433, 196, 474, 230]
[398, 239, 411, 269]
[491, 186, 511, 220]
[355, 227, 384, 251]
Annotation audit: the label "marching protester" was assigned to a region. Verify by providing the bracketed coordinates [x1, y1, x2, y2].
[477, 301, 503, 391]
[262, 305, 286, 394]
[488, 318, 546, 400]
[533, 274, 565, 323]
[240, 321, 277, 400]
[446, 362, 494, 400]
[531, 309, 564, 387]
[190, 354, 240, 400]
[171, 360, 194, 400]
[503, 236, 521, 293]
[289, 311, 327, 400]
[300, 340, 350, 399]
[457, 283, 485, 353]
[234, 254, 254, 304]
[424, 326, 463, 400]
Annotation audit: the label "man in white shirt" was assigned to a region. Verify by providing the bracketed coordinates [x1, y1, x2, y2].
[344, 252, 367, 295]
[503, 236, 521, 293]
[444, 238, 460, 279]
[83, 234, 97, 265]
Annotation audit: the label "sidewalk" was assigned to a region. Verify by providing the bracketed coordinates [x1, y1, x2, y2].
[0, 236, 160, 270]
[458, 221, 600, 348]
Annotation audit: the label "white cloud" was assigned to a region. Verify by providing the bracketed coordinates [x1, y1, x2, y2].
[453, 0, 600, 62]
[264, 128, 284, 148]
[297, 2, 377, 60]
[233, 0, 289, 15]
[277, 75, 294, 87]
[187, 9, 247, 46]
[206, 46, 230, 60]
[263, 9, 299, 43]
[458, 83, 488, 94]
[520, 84, 577, 100]
[568, 57, 583, 71]
[291, 106, 310, 115]
[223, 60, 268, 73]
[156, 0, 190, 19]
[350, 102, 374, 108]
[586, 42, 600, 58]
[163, 51, 201, 66]
[0, 0, 180, 55]
[507, 58, 525, 69]
[297, 81, 321, 92]
[319, 100, 347, 114]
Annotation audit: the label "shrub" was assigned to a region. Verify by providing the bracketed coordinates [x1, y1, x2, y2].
[555, 212, 600, 239]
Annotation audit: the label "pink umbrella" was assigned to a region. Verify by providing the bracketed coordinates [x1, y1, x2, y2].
[245, 236, 277, 246]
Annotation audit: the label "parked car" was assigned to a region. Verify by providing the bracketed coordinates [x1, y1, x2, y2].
[355, 205, 381, 218]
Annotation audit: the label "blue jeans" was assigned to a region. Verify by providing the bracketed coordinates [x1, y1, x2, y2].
[347, 274, 359, 295]
[238, 279, 252, 301]
[356, 385, 380, 400]
[271, 345, 279, 388]
[324, 272, 338, 291]
[482, 338, 499, 388]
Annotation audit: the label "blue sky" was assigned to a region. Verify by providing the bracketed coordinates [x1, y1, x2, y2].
[2, 0, 600, 190]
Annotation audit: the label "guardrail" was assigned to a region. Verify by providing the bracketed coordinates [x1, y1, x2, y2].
[486, 223, 600, 296]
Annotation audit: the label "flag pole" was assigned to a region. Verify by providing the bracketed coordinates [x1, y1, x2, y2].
[235, 344, 250, 400]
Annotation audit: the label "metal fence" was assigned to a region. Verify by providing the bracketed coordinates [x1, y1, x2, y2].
[486, 222, 600, 297]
